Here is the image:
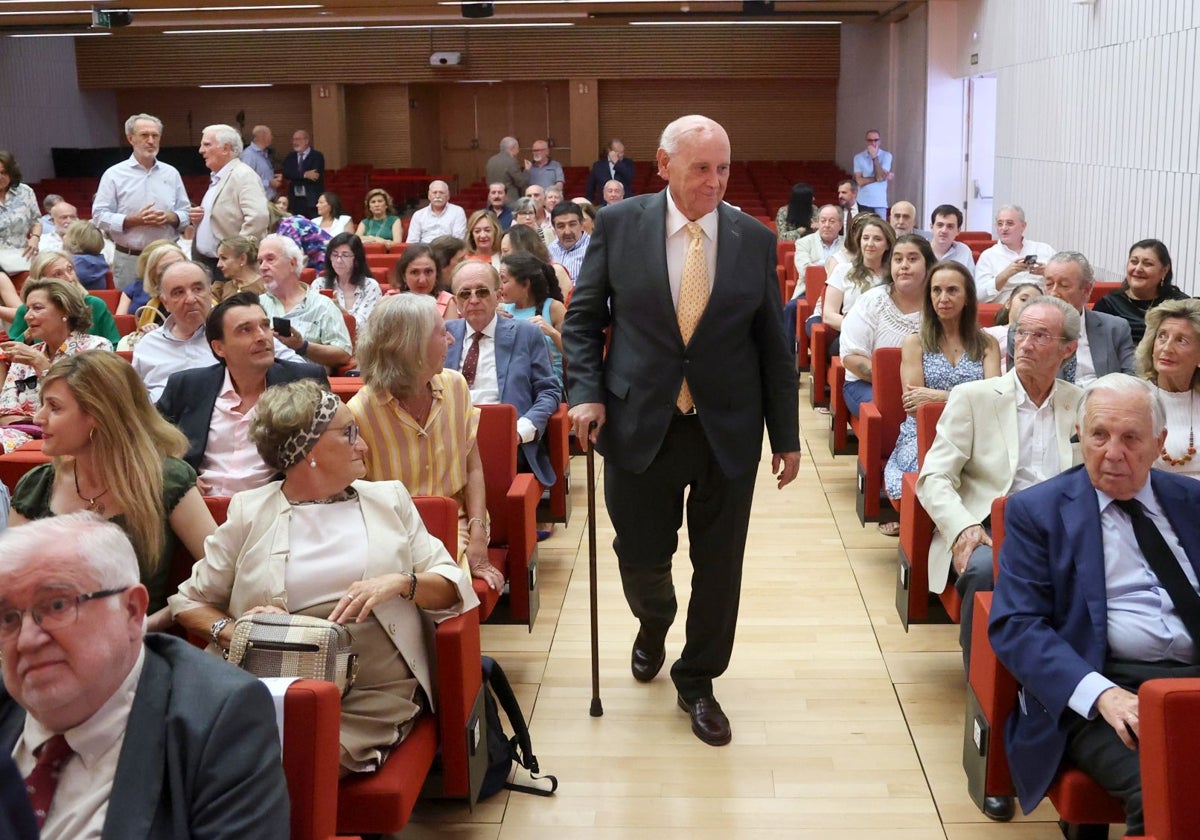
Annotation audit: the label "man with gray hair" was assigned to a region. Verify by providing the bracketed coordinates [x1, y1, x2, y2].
[240, 124, 281, 200]
[281, 129, 324, 218]
[406, 180, 467, 243]
[602, 179, 626, 205]
[257, 234, 352, 370]
[1041, 250, 1135, 385]
[92, 113, 191, 288]
[917, 295, 1084, 725]
[991, 373, 1200, 835]
[975, 204, 1056, 303]
[527, 139, 564, 192]
[485, 136, 530, 204]
[187, 124, 269, 282]
[0, 513, 290, 837]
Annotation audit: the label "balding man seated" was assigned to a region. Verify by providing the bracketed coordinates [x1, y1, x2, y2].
[406, 181, 468, 244]
[889, 200, 928, 238]
[36, 202, 77, 254]
[602, 180, 626, 205]
[157, 291, 328, 496]
[975, 204, 1055, 303]
[0, 513, 290, 838]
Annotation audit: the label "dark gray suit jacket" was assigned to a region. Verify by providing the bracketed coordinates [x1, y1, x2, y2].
[0, 634, 289, 839]
[156, 360, 329, 470]
[1005, 307, 1135, 380]
[562, 189, 800, 478]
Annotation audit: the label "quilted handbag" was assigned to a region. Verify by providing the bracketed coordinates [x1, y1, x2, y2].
[226, 613, 358, 697]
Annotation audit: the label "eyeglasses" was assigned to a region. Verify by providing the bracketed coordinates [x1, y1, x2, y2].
[866, 137, 881, 143]
[1013, 328, 1067, 347]
[329, 251, 355, 261]
[0, 587, 130, 639]
[455, 287, 492, 302]
[328, 422, 359, 446]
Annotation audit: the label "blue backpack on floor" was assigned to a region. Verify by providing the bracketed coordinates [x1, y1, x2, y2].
[479, 655, 557, 799]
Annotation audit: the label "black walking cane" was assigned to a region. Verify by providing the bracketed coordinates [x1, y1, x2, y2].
[586, 429, 603, 717]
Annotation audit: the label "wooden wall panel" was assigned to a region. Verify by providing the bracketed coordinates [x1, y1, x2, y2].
[345, 84, 412, 169]
[408, 84, 443, 174]
[114, 87, 312, 149]
[598, 79, 837, 162]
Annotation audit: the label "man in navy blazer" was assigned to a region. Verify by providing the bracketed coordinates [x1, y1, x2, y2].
[585, 138, 635, 206]
[0, 514, 289, 839]
[444, 260, 561, 488]
[157, 291, 327, 494]
[990, 374, 1200, 835]
[281, 129, 325, 219]
[562, 116, 800, 747]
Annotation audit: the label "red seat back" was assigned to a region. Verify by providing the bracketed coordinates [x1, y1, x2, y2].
[915, 402, 946, 468]
[872, 347, 905, 460]
[476, 404, 518, 547]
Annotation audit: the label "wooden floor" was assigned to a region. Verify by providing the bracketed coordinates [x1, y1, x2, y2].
[398, 382, 1072, 839]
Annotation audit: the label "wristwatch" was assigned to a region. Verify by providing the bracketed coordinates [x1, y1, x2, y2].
[210, 617, 234, 645]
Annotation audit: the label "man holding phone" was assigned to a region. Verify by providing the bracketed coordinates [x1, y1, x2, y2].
[974, 204, 1056, 303]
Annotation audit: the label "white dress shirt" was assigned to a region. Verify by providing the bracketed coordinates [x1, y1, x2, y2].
[92, 155, 191, 251]
[459, 316, 500, 406]
[664, 188, 718, 305]
[1074, 310, 1097, 385]
[975, 238, 1056, 303]
[1011, 374, 1062, 492]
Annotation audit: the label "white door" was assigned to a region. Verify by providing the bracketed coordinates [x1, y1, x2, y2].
[965, 75, 997, 232]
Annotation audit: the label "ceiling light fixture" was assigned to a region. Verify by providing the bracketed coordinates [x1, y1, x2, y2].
[629, 19, 839, 25]
[166, 21, 572, 34]
[9, 30, 110, 36]
[199, 83, 275, 88]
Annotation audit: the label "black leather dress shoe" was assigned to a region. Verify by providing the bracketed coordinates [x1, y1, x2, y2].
[630, 628, 666, 682]
[983, 795, 1014, 821]
[677, 694, 732, 746]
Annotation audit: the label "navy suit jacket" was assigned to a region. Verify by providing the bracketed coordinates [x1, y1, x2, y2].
[989, 466, 1200, 813]
[281, 148, 325, 211]
[156, 360, 328, 470]
[0, 752, 35, 839]
[561, 189, 800, 478]
[0, 634, 289, 839]
[444, 315, 561, 487]
[585, 157, 635, 206]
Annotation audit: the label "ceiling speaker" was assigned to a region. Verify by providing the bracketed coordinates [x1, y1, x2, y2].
[462, 2, 494, 18]
[742, 1, 775, 14]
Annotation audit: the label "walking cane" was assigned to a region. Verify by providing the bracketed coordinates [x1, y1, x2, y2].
[586, 434, 603, 717]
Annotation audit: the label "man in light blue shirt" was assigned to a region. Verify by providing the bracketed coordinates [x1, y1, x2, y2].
[240, 125, 280, 200]
[547, 203, 590, 283]
[852, 130, 893, 215]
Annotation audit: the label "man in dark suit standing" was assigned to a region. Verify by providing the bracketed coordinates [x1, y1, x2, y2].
[562, 115, 801, 747]
[157, 291, 327, 495]
[990, 373, 1200, 836]
[0, 513, 289, 838]
[585, 138, 635, 206]
[281, 129, 324, 219]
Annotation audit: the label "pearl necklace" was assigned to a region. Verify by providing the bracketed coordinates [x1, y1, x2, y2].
[1160, 390, 1196, 467]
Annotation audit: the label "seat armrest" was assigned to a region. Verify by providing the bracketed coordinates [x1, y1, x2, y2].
[859, 400, 882, 472]
[434, 609, 484, 800]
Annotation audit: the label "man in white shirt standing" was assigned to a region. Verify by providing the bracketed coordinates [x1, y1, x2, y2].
[92, 113, 192, 289]
[928, 204, 977, 274]
[406, 180, 468, 244]
[853, 130, 893, 215]
[974, 204, 1055, 303]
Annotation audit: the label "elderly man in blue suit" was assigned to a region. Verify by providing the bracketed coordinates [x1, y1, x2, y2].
[444, 260, 561, 490]
[990, 373, 1200, 837]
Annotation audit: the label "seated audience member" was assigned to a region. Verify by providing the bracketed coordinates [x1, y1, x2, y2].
[134, 261, 297, 401]
[602, 180, 626, 206]
[465, 209, 501, 270]
[824, 210, 875, 278]
[37, 193, 63, 235]
[311, 191, 353, 236]
[883, 261, 999, 518]
[989, 373, 1200, 837]
[1136, 298, 1200, 478]
[575, 199, 597, 235]
[322, 233, 381, 335]
[783, 205, 843, 357]
[273, 194, 289, 213]
[117, 239, 184, 321]
[389, 242, 460, 319]
[157, 291, 328, 496]
[406, 180, 467, 244]
[927, 204, 976, 273]
[888, 201, 927, 238]
[523, 184, 553, 237]
[257, 234, 352, 370]
[916, 296, 1082, 684]
[0, 279, 112, 453]
[11, 350, 217, 626]
[0, 513, 290, 838]
[822, 216, 894, 336]
[1041, 250, 1135, 385]
[269, 203, 330, 272]
[982, 281, 1041, 372]
[511, 197, 541, 236]
[774, 183, 817, 242]
[974, 204, 1054, 303]
[484, 182, 513, 230]
[838, 235, 932, 419]
[429, 235, 467, 295]
[544, 186, 563, 213]
[62, 220, 109, 292]
[171, 380, 478, 777]
[355, 188, 403, 244]
[448, 261, 561, 488]
[35, 200, 77, 254]
[0, 150, 40, 275]
[214, 235, 266, 302]
[1094, 238, 1188, 345]
[498, 254, 566, 386]
[548, 202, 590, 282]
[348, 294, 504, 592]
[500, 222, 573, 293]
[7, 251, 119, 345]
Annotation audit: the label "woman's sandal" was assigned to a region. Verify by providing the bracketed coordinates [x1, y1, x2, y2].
[877, 520, 901, 537]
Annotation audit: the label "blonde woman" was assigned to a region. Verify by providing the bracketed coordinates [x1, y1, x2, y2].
[117, 239, 184, 321]
[8, 251, 120, 345]
[214, 235, 266, 301]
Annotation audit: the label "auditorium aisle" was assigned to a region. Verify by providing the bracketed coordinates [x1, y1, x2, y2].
[400, 385, 1065, 839]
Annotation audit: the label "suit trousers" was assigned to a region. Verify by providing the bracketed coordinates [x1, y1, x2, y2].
[955, 518, 993, 674]
[604, 412, 757, 700]
[1066, 659, 1200, 835]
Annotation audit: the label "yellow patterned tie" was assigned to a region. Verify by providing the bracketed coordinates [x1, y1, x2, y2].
[676, 221, 709, 412]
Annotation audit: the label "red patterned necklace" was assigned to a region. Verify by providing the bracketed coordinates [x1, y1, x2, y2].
[1160, 390, 1196, 467]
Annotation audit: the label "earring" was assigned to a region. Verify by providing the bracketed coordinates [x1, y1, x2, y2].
[309, 458, 317, 468]
[61, 317, 67, 322]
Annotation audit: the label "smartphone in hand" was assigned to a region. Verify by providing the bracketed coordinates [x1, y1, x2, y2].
[272, 317, 292, 337]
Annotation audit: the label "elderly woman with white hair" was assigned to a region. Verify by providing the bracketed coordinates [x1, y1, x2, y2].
[257, 233, 353, 370]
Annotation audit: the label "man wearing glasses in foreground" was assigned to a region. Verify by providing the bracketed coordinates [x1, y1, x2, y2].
[0, 513, 289, 838]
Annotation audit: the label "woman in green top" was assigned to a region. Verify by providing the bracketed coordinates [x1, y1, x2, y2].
[6, 251, 120, 345]
[355, 188, 403, 245]
[8, 350, 217, 631]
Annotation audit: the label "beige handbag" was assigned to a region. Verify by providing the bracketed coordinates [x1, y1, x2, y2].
[226, 613, 359, 697]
